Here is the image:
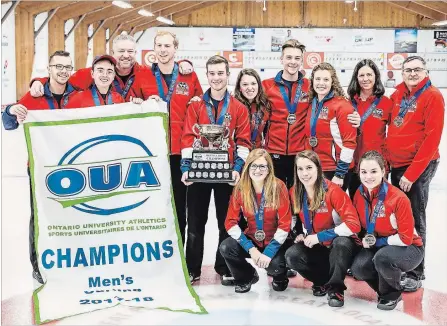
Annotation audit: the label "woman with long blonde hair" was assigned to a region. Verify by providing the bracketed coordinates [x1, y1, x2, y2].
[220, 149, 291, 293]
[285, 150, 361, 307]
[304, 62, 357, 190]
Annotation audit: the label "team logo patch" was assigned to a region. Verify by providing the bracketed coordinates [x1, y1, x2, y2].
[373, 204, 386, 218]
[319, 107, 329, 120]
[300, 91, 309, 102]
[408, 102, 417, 112]
[175, 82, 189, 96]
[373, 108, 383, 119]
[316, 200, 328, 213]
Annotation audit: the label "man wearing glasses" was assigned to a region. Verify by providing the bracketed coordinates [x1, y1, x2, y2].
[386, 55, 445, 292]
[1, 50, 79, 285]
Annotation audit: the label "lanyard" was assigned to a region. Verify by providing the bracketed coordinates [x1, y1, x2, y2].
[250, 104, 264, 144]
[154, 63, 179, 102]
[397, 81, 431, 120]
[113, 75, 135, 99]
[351, 97, 381, 128]
[278, 78, 303, 115]
[310, 92, 333, 138]
[254, 189, 266, 232]
[91, 85, 113, 106]
[359, 182, 388, 234]
[302, 181, 328, 235]
[44, 82, 73, 109]
[203, 90, 230, 125]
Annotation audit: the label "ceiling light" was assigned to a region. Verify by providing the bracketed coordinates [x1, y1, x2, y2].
[345, 1, 354, 3]
[112, 1, 133, 9]
[432, 20, 447, 26]
[156, 15, 175, 25]
[138, 9, 154, 17]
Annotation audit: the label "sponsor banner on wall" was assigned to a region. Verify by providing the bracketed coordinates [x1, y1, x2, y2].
[325, 52, 385, 70]
[271, 29, 295, 52]
[417, 52, 447, 71]
[387, 53, 408, 70]
[351, 30, 375, 48]
[233, 28, 255, 51]
[245, 51, 282, 69]
[142, 50, 157, 66]
[223, 51, 243, 68]
[394, 29, 418, 53]
[434, 31, 447, 53]
[25, 102, 206, 324]
[304, 52, 324, 69]
[176, 51, 220, 68]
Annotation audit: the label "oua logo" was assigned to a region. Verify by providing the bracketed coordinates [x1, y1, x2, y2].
[45, 135, 160, 215]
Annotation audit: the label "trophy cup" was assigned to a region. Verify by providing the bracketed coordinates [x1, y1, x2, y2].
[186, 123, 234, 183]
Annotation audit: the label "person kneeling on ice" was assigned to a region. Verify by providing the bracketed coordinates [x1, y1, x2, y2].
[285, 150, 361, 307]
[220, 149, 292, 293]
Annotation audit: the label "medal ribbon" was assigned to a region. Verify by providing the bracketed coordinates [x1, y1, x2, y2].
[44, 82, 75, 109]
[278, 78, 303, 115]
[113, 75, 135, 99]
[359, 182, 388, 234]
[397, 80, 431, 122]
[310, 92, 334, 139]
[351, 97, 381, 128]
[154, 63, 179, 102]
[250, 104, 264, 144]
[254, 189, 266, 233]
[91, 85, 113, 106]
[302, 180, 329, 235]
[203, 90, 230, 125]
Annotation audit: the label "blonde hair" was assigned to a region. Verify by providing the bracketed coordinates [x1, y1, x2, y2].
[309, 62, 346, 101]
[235, 149, 279, 214]
[292, 150, 326, 213]
[154, 30, 179, 48]
[281, 39, 306, 54]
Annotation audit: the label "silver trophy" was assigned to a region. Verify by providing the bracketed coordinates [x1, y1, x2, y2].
[186, 124, 233, 183]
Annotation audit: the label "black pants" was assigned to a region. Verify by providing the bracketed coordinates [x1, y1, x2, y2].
[351, 245, 424, 300]
[272, 154, 296, 189]
[170, 155, 187, 244]
[219, 237, 287, 284]
[324, 170, 353, 192]
[28, 168, 39, 274]
[285, 237, 359, 292]
[348, 172, 361, 200]
[185, 182, 233, 276]
[390, 159, 439, 280]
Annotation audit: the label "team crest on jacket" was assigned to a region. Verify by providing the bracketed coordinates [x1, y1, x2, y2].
[175, 82, 189, 95]
[408, 101, 418, 112]
[374, 204, 386, 218]
[300, 91, 309, 102]
[319, 107, 329, 120]
[316, 200, 328, 213]
[372, 108, 383, 119]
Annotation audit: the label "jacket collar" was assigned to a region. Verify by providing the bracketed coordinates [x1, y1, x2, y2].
[274, 70, 304, 85]
[44, 80, 76, 98]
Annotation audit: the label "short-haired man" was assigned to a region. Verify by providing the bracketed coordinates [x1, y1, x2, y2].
[1, 50, 79, 284]
[142, 31, 203, 244]
[181, 55, 251, 285]
[386, 56, 445, 292]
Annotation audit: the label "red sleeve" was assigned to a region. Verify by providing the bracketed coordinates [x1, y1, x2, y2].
[64, 92, 85, 109]
[181, 102, 200, 157]
[403, 90, 445, 182]
[394, 194, 415, 245]
[277, 181, 292, 234]
[224, 191, 242, 232]
[29, 77, 48, 88]
[18, 92, 44, 110]
[234, 100, 252, 150]
[192, 72, 203, 97]
[330, 185, 361, 233]
[68, 68, 94, 90]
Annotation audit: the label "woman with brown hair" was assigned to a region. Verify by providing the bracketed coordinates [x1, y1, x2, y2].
[304, 62, 357, 190]
[234, 68, 272, 149]
[220, 149, 292, 293]
[285, 150, 361, 307]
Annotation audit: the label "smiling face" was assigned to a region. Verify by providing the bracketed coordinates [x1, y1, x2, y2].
[154, 34, 177, 65]
[402, 58, 427, 89]
[296, 157, 318, 188]
[249, 156, 269, 183]
[91, 60, 116, 90]
[357, 66, 375, 93]
[313, 69, 332, 98]
[239, 74, 259, 102]
[280, 47, 303, 78]
[112, 39, 136, 71]
[207, 63, 229, 92]
[359, 159, 385, 191]
[48, 55, 73, 85]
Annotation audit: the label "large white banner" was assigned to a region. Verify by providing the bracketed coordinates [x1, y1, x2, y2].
[25, 101, 206, 324]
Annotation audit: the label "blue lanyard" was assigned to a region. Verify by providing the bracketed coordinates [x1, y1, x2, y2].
[310, 92, 333, 138]
[250, 105, 264, 144]
[44, 82, 74, 109]
[154, 63, 179, 102]
[203, 90, 230, 125]
[278, 78, 303, 115]
[359, 182, 388, 234]
[351, 97, 381, 128]
[254, 189, 266, 232]
[91, 85, 113, 106]
[302, 181, 328, 235]
[113, 75, 135, 99]
[397, 81, 431, 120]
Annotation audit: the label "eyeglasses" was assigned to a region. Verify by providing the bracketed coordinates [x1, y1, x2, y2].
[402, 67, 425, 74]
[50, 64, 74, 71]
[250, 164, 268, 172]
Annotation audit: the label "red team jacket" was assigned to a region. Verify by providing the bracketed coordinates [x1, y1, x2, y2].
[225, 178, 292, 257]
[248, 103, 271, 149]
[351, 94, 393, 171]
[65, 87, 124, 108]
[386, 77, 445, 182]
[304, 96, 357, 172]
[262, 72, 310, 155]
[181, 91, 251, 167]
[290, 179, 361, 247]
[142, 63, 203, 155]
[353, 181, 423, 247]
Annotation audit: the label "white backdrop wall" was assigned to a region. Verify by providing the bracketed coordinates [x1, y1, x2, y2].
[1, 3, 17, 106]
[32, 12, 49, 79]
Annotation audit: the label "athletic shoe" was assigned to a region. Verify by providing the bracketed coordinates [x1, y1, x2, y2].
[377, 294, 402, 311]
[346, 269, 353, 277]
[286, 269, 298, 278]
[189, 273, 200, 284]
[328, 292, 344, 307]
[235, 271, 259, 293]
[312, 285, 327, 297]
[272, 278, 289, 292]
[401, 277, 422, 292]
[221, 273, 235, 286]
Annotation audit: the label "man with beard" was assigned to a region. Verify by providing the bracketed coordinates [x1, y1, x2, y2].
[142, 31, 203, 245]
[1, 50, 79, 285]
[180, 55, 251, 286]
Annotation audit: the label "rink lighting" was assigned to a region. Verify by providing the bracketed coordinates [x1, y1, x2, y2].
[112, 1, 133, 9]
[138, 9, 154, 17]
[432, 20, 447, 26]
[156, 16, 175, 25]
[345, 1, 354, 3]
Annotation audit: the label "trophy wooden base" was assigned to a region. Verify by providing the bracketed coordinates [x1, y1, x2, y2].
[186, 150, 233, 183]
